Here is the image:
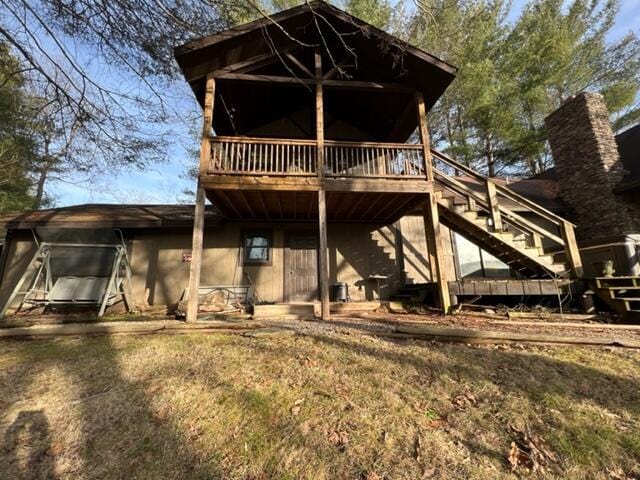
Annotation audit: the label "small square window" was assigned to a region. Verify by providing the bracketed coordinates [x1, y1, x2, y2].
[244, 232, 272, 265]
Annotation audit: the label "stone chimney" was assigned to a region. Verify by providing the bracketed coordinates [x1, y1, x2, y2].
[544, 92, 639, 240]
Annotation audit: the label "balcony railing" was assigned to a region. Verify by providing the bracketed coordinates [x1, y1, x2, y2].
[210, 136, 317, 176]
[208, 136, 425, 178]
[325, 141, 424, 178]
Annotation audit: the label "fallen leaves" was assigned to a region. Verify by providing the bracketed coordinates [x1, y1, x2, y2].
[452, 393, 476, 409]
[507, 425, 560, 475]
[290, 398, 304, 416]
[327, 429, 349, 451]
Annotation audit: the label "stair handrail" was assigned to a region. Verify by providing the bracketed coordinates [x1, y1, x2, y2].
[430, 148, 576, 228]
[434, 169, 565, 246]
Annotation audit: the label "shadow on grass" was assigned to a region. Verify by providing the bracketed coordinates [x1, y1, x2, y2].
[0, 335, 230, 479]
[2, 410, 58, 480]
[1, 325, 639, 478]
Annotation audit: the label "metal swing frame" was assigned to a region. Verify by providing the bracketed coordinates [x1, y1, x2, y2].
[0, 230, 134, 319]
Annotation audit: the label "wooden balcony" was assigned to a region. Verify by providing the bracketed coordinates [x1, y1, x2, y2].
[200, 136, 431, 223]
[202, 136, 431, 191]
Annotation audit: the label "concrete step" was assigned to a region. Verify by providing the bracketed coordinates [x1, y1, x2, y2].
[253, 303, 317, 319]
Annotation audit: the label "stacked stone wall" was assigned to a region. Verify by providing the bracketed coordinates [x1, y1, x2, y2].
[545, 92, 640, 240]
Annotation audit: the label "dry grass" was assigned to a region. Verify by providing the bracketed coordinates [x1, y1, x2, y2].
[0, 329, 639, 479]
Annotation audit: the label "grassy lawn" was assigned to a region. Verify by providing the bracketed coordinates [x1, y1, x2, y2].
[0, 330, 639, 479]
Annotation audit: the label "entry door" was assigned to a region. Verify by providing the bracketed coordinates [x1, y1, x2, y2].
[286, 235, 319, 302]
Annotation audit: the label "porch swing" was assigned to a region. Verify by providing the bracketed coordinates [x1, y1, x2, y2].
[0, 228, 134, 318]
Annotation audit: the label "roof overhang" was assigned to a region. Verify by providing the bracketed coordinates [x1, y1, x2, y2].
[174, 1, 457, 141]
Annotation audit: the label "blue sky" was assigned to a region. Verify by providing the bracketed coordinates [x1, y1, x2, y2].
[49, 0, 640, 207]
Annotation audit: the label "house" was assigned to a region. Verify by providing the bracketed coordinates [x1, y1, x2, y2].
[0, 1, 585, 321]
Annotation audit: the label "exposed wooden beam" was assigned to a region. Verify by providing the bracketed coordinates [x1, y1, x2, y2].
[285, 52, 314, 78]
[237, 190, 256, 218]
[208, 51, 279, 79]
[379, 194, 418, 222]
[275, 192, 284, 218]
[200, 175, 321, 191]
[323, 56, 351, 80]
[213, 190, 242, 217]
[307, 192, 315, 219]
[216, 72, 313, 86]
[358, 194, 385, 221]
[345, 194, 369, 220]
[389, 96, 419, 140]
[293, 191, 297, 219]
[323, 79, 413, 93]
[216, 72, 414, 93]
[256, 191, 270, 219]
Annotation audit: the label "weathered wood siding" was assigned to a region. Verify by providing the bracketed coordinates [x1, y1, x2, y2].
[0, 215, 443, 312]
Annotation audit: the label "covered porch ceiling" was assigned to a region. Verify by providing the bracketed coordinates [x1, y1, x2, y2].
[206, 190, 426, 224]
[175, 1, 457, 143]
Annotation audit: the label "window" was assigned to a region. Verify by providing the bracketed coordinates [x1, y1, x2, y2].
[243, 232, 272, 265]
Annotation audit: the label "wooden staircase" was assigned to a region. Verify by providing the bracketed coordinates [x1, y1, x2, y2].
[430, 149, 584, 280]
[592, 277, 640, 322]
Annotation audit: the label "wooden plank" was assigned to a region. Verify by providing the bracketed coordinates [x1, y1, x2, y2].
[485, 180, 503, 231]
[415, 92, 434, 182]
[423, 192, 451, 313]
[200, 176, 321, 191]
[318, 190, 330, 320]
[392, 325, 640, 348]
[324, 178, 431, 193]
[561, 221, 584, 278]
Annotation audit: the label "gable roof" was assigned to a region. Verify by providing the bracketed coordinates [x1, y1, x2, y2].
[174, 1, 457, 141]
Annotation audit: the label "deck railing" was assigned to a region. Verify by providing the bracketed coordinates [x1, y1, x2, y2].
[324, 141, 424, 178]
[208, 136, 425, 178]
[210, 136, 317, 176]
[430, 148, 584, 277]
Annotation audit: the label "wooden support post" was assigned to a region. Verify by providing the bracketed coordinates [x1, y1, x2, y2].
[561, 221, 584, 278]
[186, 183, 206, 322]
[423, 192, 451, 313]
[416, 92, 434, 182]
[315, 52, 325, 177]
[485, 180, 503, 231]
[199, 76, 216, 175]
[318, 191, 330, 319]
[315, 51, 330, 320]
[186, 75, 215, 323]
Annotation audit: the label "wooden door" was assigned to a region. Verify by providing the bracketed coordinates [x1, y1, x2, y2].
[285, 235, 319, 302]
